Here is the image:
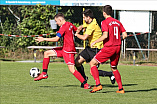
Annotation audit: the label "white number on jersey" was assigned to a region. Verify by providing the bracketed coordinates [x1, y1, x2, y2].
[114, 26, 118, 39]
[69, 25, 73, 30]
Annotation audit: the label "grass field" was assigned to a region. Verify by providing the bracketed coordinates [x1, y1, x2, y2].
[1, 61, 157, 104]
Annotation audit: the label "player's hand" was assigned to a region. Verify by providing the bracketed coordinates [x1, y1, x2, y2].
[91, 41, 96, 47]
[75, 33, 78, 37]
[35, 37, 44, 43]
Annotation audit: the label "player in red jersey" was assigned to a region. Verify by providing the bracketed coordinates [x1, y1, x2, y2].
[89, 5, 127, 93]
[34, 13, 91, 89]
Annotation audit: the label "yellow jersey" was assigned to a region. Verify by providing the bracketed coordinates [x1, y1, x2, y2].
[83, 18, 103, 49]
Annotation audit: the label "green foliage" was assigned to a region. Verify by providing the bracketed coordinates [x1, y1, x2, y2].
[0, 5, 80, 58]
[19, 4, 56, 35]
[17, 5, 59, 47]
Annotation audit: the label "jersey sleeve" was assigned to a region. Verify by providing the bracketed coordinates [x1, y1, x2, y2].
[57, 26, 65, 38]
[101, 21, 108, 32]
[120, 23, 126, 33]
[84, 24, 94, 35]
[73, 24, 77, 32]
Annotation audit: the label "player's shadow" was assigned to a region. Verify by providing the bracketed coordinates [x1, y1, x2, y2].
[98, 86, 157, 94]
[39, 86, 59, 88]
[96, 83, 138, 88]
[63, 85, 80, 87]
[39, 83, 138, 89]
[95, 83, 138, 93]
[124, 88, 157, 93]
[99, 88, 157, 93]
[62, 83, 138, 88]
[39, 85, 79, 88]
[63, 84, 138, 88]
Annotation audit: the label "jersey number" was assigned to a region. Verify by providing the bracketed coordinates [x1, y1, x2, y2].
[69, 25, 74, 35]
[114, 26, 118, 39]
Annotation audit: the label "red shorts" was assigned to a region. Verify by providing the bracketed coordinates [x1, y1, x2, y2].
[94, 46, 121, 67]
[52, 47, 76, 65]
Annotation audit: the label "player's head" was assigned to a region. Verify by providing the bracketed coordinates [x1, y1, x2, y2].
[82, 9, 94, 24]
[54, 13, 65, 26]
[103, 5, 112, 18]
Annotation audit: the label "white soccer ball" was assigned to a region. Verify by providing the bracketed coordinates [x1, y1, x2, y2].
[30, 67, 40, 78]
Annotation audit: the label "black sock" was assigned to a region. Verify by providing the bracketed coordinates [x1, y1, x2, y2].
[96, 84, 101, 87]
[43, 69, 47, 73]
[76, 64, 86, 79]
[99, 70, 112, 77]
[119, 88, 123, 91]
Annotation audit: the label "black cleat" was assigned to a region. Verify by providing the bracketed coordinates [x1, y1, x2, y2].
[109, 72, 115, 84]
[81, 76, 88, 88]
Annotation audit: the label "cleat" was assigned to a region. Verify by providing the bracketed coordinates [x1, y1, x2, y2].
[84, 83, 91, 89]
[90, 84, 102, 93]
[81, 76, 88, 88]
[109, 72, 115, 84]
[116, 89, 125, 94]
[34, 73, 48, 81]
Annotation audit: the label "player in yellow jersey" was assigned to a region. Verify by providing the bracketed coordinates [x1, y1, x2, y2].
[75, 9, 115, 88]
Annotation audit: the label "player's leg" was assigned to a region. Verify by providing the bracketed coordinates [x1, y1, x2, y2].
[75, 47, 91, 81]
[99, 70, 112, 77]
[68, 65, 91, 89]
[98, 69, 115, 84]
[89, 58, 102, 93]
[98, 64, 113, 78]
[75, 55, 87, 80]
[90, 48, 115, 84]
[64, 53, 91, 89]
[111, 67, 124, 93]
[34, 50, 57, 81]
[89, 47, 115, 93]
[110, 46, 124, 93]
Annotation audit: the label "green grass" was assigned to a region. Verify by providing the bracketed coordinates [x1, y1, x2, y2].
[1, 61, 157, 104]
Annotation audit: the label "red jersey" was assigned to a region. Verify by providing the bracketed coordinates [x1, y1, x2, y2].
[57, 22, 77, 53]
[101, 17, 126, 46]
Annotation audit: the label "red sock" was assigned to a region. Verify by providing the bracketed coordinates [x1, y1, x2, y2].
[113, 70, 123, 90]
[42, 58, 50, 74]
[73, 70, 85, 83]
[91, 66, 100, 85]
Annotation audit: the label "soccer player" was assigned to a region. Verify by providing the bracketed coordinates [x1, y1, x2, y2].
[89, 5, 127, 93]
[34, 13, 91, 89]
[75, 9, 115, 88]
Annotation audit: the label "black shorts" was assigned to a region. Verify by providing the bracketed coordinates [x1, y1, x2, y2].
[80, 46, 100, 62]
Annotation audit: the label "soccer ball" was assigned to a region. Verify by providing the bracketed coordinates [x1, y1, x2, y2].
[30, 67, 40, 78]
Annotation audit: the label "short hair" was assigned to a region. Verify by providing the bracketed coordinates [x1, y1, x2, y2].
[54, 13, 65, 19]
[103, 5, 113, 16]
[82, 9, 94, 19]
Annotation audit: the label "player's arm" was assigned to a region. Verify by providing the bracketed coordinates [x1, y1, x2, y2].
[35, 35, 60, 43]
[76, 25, 83, 34]
[91, 31, 108, 47]
[75, 33, 89, 41]
[122, 32, 127, 39]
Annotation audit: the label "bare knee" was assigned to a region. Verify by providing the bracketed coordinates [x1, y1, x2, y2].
[68, 65, 75, 74]
[111, 67, 117, 72]
[44, 50, 56, 58]
[75, 55, 85, 67]
[44, 51, 49, 58]
[90, 59, 98, 68]
[75, 59, 81, 67]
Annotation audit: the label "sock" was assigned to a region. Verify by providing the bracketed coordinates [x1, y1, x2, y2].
[91, 66, 100, 85]
[113, 70, 123, 90]
[98, 70, 112, 77]
[42, 58, 50, 74]
[73, 70, 85, 83]
[76, 65, 86, 79]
